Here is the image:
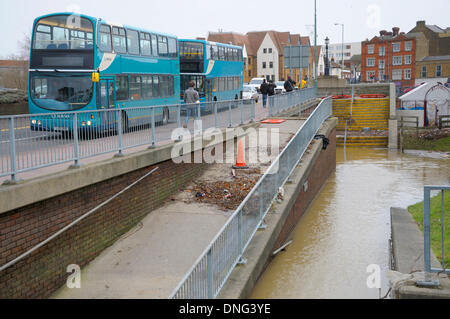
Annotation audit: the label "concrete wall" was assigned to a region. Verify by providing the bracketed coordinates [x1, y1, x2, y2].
[317, 82, 391, 96]
[0, 125, 252, 299]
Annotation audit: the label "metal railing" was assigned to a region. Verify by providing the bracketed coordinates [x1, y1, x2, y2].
[169, 96, 332, 299]
[0, 88, 316, 183]
[423, 186, 449, 276]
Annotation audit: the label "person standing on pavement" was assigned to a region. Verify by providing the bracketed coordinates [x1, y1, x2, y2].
[184, 81, 200, 128]
[259, 79, 269, 108]
[284, 76, 296, 93]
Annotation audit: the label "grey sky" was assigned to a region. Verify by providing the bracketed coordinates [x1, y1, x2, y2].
[0, 0, 449, 58]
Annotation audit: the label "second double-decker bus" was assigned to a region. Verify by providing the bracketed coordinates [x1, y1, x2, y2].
[179, 39, 244, 104]
[28, 12, 180, 133]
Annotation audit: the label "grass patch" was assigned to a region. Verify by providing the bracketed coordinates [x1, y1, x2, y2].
[408, 190, 450, 268]
[403, 134, 450, 152]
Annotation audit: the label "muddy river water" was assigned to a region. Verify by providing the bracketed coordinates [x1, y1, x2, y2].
[250, 147, 450, 299]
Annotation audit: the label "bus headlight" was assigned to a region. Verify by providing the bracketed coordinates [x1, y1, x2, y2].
[87, 121, 92, 126]
[32, 120, 36, 124]
[81, 121, 86, 126]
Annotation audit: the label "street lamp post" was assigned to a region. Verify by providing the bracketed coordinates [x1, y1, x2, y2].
[335, 23, 344, 79]
[325, 37, 330, 76]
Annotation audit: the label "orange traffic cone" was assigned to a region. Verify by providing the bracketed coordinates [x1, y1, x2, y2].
[233, 139, 249, 169]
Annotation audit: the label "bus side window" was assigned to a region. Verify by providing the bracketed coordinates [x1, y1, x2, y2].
[116, 75, 129, 101]
[127, 29, 140, 55]
[140, 33, 151, 56]
[142, 75, 153, 99]
[151, 34, 158, 57]
[99, 25, 112, 52]
[112, 27, 127, 54]
[129, 75, 142, 100]
[153, 75, 160, 97]
[169, 76, 175, 96]
[158, 36, 168, 57]
[168, 38, 177, 58]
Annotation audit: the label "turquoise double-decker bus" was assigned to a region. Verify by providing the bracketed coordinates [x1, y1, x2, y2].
[28, 12, 180, 133]
[179, 39, 244, 104]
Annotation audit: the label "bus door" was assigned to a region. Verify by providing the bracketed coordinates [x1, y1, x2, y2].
[98, 79, 116, 130]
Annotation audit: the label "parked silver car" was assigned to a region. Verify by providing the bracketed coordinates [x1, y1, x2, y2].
[243, 85, 259, 103]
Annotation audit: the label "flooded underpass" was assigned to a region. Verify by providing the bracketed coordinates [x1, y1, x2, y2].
[250, 147, 450, 299]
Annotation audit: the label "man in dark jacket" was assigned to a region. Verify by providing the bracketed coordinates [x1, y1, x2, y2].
[259, 79, 269, 108]
[284, 76, 296, 93]
[268, 80, 276, 96]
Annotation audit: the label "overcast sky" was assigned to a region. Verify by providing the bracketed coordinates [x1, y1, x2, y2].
[0, 0, 449, 58]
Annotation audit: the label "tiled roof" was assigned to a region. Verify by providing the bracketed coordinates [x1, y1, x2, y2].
[420, 55, 450, 62]
[208, 31, 310, 56]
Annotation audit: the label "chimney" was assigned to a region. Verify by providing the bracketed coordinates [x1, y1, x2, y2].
[379, 30, 387, 37]
[392, 27, 400, 36]
[417, 21, 426, 27]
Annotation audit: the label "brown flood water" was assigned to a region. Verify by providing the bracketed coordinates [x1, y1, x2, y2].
[250, 147, 450, 299]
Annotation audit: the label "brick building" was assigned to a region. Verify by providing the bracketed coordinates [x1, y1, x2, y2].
[361, 27, 416, 89]
[407, 21, 450, 84]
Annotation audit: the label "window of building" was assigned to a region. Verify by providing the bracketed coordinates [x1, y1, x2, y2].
[269, 48, 272, 54]
[436, 65, 442, 77]
[392, 69, 402, 80]
[269, 62, 273, 69]
[405, 41, 412, 52]
[367, 71, 376, 80]
[393, 56, 402, 66]
[422, 66, 427, 78]
[263, 48, 267, 54]
[392, 43, 400, 52]
[262, 62, 266, 69]
[346, 45, 351, 50]
[367, 58, 375, 67]
[379, 46, 385, 57]
[248, 70, 251, 77]
[367, 44, 374, 54]
[99, 25, 112, 52]
[379, 60, 385, 69]
[116, 75, 129, 101]
[404, 69, 411, 80]
[248, 57, 251, 64]
[379, 70, 385, 81]
[405, 55, 412, 65]
[112, 27, 127, 54]
[126, 29, 140, 55]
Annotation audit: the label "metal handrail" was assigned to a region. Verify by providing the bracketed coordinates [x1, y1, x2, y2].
[0, 89, 317, 183]
[423, 186, 450, 275]
[169, 96, 331, 299]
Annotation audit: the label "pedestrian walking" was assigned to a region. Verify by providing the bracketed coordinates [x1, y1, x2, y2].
[184, 81, 200, 128]
[268, 80, 276, 96]
[284, 76, 296, 93]
[260, 79, 269, 108]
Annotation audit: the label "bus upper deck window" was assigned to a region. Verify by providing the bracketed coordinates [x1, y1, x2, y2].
[99, 25, 112, 52]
